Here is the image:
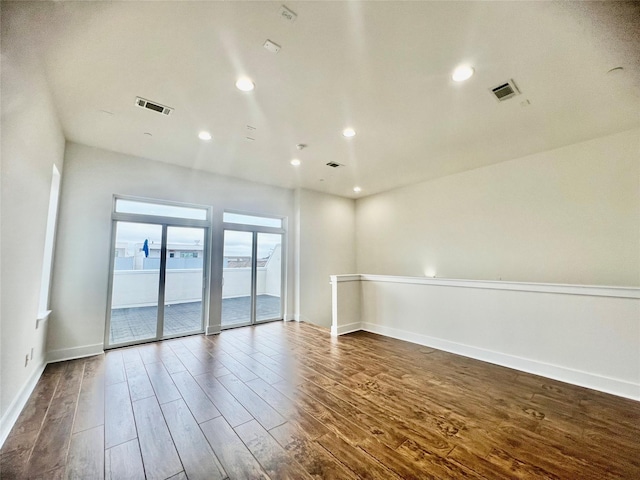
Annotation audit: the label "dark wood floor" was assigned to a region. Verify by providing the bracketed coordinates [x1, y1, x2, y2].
[2, 321, 639, 479]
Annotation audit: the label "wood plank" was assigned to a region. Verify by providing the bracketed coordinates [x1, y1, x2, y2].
[137, 343, 163, 365]
[250, 351, 297, 379]
[271, 380, 370, 445]
[131, 396, 183, 480]
[446, 444, 526, 480]
[194, 373, 253, 427]
[396, 438, 489, 479]
[8, 364, 62, 437]
[167, 341, 210, 375]
[235, 419, 313, 479]
[160, 399, 226, 480]
[316, 431, 403, 480]
[214, 351, 259, 382]
[30, 465, 66, 480]
[200, 416, 270, 480]
[121, 347, 142, 365]
[245, 377, 297, 416]
[268, 422, 358, 479]
[144, 361, 181, 404]
[170, 370, 221, 423]
[26, 394, 77, 477]
[73, 355, 105, 434]
[226, 349, 284, 384]
[157, 344, 188, 374]
[297, 379, 407, 449]
[166, 472, 188, 480]
[105, 351, 126, 385]
[105, 439, 145, 480]
[217, 374, 286, 430]
[105, 381, 137, 449]
[53, 359, 85, 400]
[0, 437, 33, 478]
[65, 425, 104, 479]
[124, 356, 155, 401]
[180, 338, 237, 377]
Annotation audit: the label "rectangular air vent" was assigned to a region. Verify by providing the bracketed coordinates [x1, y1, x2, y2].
[326, 162, 344, 168]
[490, 80, 520, 102]
[135, 97, 174, 116]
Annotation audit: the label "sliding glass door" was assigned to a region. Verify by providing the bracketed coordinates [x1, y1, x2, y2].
[163, 226, 206, 337]
[221, 213, 284, 328]
[221, 230, 254, 327]
[106, 197, 210, 348]
[109, 222, 162, 345]
[256, 232, 282, 322]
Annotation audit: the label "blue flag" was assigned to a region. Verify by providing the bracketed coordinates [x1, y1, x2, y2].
[142, 239, 149, 258]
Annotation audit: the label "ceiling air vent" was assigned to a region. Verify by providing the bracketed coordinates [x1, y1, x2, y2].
[326, 162, 343, 168]
[135, 97, 174, 116]
[490, 80, 520, 102]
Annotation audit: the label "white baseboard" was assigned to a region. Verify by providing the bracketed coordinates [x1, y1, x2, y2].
[331, 321, 362, 337]
[360, 322, 640, 401]
[46, 343, 104, 363]
[0, 361, 46, 448]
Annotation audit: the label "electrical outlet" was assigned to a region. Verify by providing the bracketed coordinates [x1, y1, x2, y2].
[25, 354, 29, 367]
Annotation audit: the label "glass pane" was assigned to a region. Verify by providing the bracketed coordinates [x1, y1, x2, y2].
[223, 212, 282, 228]
[116, 199, 207, 220]
[256, 233, 282, 321]
[109, 222, 162, 345]
[222, 230, 253, 327]
[164, 227, 205, 336]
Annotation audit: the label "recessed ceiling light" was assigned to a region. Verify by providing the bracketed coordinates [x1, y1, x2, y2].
[342, 128, 356, 138]
[235, 78, 255, 92]
[452, 65, 474, 82]
[290, 159, 301, 166]
[198, 131, 212, 141]
[353, 186, 362, 193]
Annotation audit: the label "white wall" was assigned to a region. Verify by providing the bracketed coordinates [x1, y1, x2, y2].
[0, 2, 66, 438]
[356, 128, 640, 287]
[295, 189, 356, 327]
[49, 142, 295, 355]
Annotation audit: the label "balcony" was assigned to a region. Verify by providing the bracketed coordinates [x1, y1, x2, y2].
[109, 258, 281, 345]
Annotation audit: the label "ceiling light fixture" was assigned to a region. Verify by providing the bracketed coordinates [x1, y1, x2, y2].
[290, 159, 301, 166]
[235, 78, 255, 92]
[198, 131, 212, 141]
[353, 186, 362, 193]
[342, 128, 356, 138]
[452, 65, 474, 82]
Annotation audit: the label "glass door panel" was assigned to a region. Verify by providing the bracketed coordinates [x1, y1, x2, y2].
[222, 230, 253, 327]
[109, 222, 162, 345]
[163, 226, 205, 337]
[256, 233, 282, 322]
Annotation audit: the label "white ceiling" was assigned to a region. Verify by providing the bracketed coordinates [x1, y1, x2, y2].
[9, 1, 640, 198]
